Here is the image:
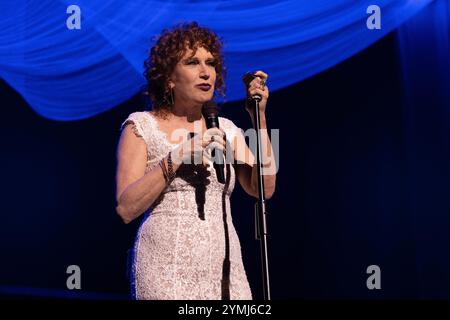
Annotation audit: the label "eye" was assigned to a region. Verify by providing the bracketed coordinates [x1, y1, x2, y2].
[186, 59, 198, 65]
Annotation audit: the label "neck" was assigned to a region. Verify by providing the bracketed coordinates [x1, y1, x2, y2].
[170, 100, 203, 123]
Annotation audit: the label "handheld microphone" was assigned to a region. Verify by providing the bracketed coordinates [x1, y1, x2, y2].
[202, 102, 225, 184]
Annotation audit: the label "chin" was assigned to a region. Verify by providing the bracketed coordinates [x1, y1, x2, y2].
[196, 95, 214, 104]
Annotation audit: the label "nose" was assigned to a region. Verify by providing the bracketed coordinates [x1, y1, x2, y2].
[199, 63, 210, 80]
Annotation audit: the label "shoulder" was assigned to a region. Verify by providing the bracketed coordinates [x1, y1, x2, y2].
[120, 111, 154, 140]
[121, 111, 148, 126]
[121, 111, 155, 129]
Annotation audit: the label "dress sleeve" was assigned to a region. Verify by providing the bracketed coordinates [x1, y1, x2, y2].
[121, 112, 147, 140]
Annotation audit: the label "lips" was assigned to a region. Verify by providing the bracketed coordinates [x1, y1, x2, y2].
[196, 84, 211, 91]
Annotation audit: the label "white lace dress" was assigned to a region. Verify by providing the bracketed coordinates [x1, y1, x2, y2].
[120, 111, 252, 300]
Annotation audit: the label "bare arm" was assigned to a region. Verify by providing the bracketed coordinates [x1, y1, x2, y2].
[232, 70, 277, 199]
[233, 113, 277, 199]
[230, 71, 277, 199]
[115, 124, 181, 224]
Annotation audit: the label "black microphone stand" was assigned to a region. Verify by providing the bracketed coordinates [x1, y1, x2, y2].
[249, 95, 271, 300]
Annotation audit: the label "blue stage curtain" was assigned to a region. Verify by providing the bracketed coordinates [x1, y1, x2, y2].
[0, 0, 432, 120]
[397, 0, 450, 298]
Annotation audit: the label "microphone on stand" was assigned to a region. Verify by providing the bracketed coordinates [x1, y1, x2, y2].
[202, 101, 225, 184]
[243, 72, 263, 102]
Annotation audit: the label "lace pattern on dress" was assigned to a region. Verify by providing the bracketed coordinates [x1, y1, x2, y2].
[120, 111, 252, 300]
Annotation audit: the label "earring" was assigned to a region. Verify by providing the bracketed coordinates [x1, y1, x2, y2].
[169, 87, 174, 105]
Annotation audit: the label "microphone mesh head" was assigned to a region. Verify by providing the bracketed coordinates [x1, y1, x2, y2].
[242, 72, 256, 87]
[202, 101, 220, 117]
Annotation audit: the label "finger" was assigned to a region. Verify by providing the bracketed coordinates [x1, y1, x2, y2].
[218, 127, 226, 138]
[207, 141, 225, 151]
[203, 131, 226, 147]
[201, 137, 210, 149]
[208, 135, 225, 147]
[200, 132, 212, 148]
[201, 136, 223, 149]
[203, 155, 211, 168]
[249, 88, 268, 98]
[253, 70, 268, 79]
[204, 127, 224, 138]
[250, 80, 268, 91]
[250, 78, 264, 89]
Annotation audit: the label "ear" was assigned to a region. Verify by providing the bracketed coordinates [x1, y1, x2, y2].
[168, 80, 175, 89]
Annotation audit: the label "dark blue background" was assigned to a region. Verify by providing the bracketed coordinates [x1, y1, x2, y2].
[1, 28, 449, 299]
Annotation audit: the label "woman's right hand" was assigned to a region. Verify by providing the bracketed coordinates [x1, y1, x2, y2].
[172, 128, 227, 167]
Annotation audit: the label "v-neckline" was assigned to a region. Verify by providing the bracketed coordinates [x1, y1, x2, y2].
[146, 112, 207, 147]
[145, 112, 178, 146]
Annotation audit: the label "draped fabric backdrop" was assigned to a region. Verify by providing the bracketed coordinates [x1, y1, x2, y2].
[397, 0, 450, 297]
[0, 0, 432, 120]
[1, 0, 450, 300]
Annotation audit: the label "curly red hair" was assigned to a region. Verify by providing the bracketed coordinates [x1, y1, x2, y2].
[143, 22, 226, 118]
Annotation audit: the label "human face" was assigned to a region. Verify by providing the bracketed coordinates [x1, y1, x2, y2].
[170, 46, 217, 107]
